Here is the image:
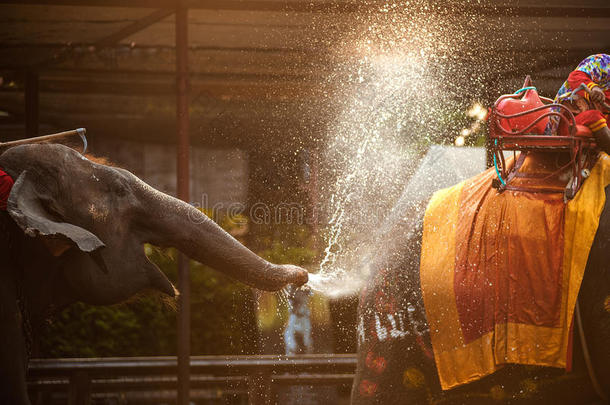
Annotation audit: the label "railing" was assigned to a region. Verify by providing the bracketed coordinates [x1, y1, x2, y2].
[27, 354, 357, 405]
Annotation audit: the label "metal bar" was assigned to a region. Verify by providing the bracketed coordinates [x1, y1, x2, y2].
[0, 128, 85, 148]
[175, 1, 191, 404]
[27, 355, 358, 400]
[1, 0, 610, 17]
[272, 373, 354, 385]
[0, 44, 315, 56]
[176, 4, 190, 226]
[29, 374, 355, 388]
[27, 354, 358, 375]
[176, 255, 191, 404]
[24, 70, 38, 138]
[7, 73, 314, 96]
[68, 371, 91, 405]
[0, 45, 597, 61]
[247, 371, 272, 405]
[27, 356, 358, 402]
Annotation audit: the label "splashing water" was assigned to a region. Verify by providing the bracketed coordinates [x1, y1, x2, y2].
[309, 52, 429, 295]
[305, 3, 492, 297]
[277, 287, 292, 312]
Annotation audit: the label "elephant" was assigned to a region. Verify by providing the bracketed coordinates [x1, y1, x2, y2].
[0, 143, 308, 405]
[351, 170, 610, 404]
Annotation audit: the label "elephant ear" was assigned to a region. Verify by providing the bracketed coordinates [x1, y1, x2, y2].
[7, 171, 105, 253]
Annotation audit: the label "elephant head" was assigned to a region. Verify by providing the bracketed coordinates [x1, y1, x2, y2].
[0, 143, 308, 305]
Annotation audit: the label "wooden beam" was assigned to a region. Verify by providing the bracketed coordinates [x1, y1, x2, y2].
[1, 0, 609, 17]
[25, 78, 316, 101]
[175, 2, 190, 405]
[0, 112, 326, 147]
[0, 47, 598, 99]
[24, 70, 38, 137]
[0, 0, 364, 11]
[0, 45, 322, 73]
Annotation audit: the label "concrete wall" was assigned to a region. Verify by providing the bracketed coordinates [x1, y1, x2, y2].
[90, 137, 248, 209]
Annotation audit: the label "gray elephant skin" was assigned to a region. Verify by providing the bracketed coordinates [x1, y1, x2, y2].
[351, 189, 610, 404]
[0, 143, 308, 404]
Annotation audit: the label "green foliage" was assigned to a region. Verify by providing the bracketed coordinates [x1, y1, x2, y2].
[39, 296, 175, 358]
[38, 213, 258, 358]
[256, 224, 317, 266]
[259, 240, 317, 268]
[254, 224, 317, 332]
[189, 260, 258, 355]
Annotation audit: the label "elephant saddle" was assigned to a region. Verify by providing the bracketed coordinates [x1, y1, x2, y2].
[420, 152, 610, 390]
[0, 168, 13, 210]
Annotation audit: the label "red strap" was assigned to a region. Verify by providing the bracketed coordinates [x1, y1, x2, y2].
[0, 168, 14, 210]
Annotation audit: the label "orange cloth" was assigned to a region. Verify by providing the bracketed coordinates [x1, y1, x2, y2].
[420, 153, 610, 390]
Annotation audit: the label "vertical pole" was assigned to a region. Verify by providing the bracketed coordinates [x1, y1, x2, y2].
[68, 371, 91, 405]
[176, 3, 191, 405]
[248, 371, 272, 405]
[309, 151, 319, 236]
[25, 71, 39, 138]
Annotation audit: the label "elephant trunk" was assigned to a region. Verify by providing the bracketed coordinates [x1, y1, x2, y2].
[142, 188, 308, 291]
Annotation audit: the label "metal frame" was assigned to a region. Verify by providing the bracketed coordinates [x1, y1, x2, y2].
[1, 0, 610, 17]
[175, 2, 191, 404]
[27, 355, 357, 405]
[488, 77, 598, 199]
[25, 70, 38, 137]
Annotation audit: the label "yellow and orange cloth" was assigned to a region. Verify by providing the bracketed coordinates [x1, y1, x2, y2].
[420, 153, 610, 390]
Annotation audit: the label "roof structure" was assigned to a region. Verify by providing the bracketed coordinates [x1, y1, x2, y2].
[0, 0, 609, 148]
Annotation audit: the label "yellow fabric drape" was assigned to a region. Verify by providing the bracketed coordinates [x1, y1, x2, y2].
[420, 153, 610, 390]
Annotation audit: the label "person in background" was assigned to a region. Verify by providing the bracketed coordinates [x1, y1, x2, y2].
[554, 54, 610, 154]
[283, 285, 313, 355]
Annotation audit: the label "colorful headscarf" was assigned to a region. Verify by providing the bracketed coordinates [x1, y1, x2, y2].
[555, 53, 610, 102]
